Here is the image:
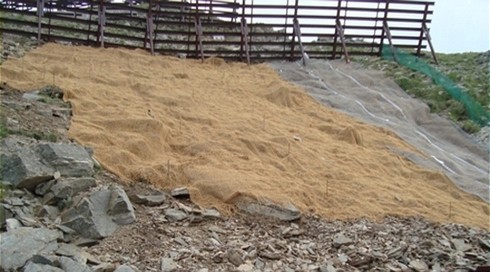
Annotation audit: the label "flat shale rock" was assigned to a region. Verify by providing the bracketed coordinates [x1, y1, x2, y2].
[0, 227, 61, 271]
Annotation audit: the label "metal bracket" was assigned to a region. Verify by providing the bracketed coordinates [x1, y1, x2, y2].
[335, 19, 350, 63]
[293, 19, 307, 66]
[383, 21, 397, 62]
[240, 18, 250, 65]
[194, 16, 204, 61]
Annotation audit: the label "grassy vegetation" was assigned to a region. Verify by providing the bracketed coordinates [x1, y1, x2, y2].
[352, 50, 489, 133]
[0, 119, 58, 142]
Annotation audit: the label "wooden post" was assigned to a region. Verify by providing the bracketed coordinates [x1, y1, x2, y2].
[335, 19, 350, 63]
[240, 0, 246, 61]
[87, 0, 94, 45]
[37, 0, 44, 45]
[378, 0, 390, 56]
[240, 18, 250, 65]
[282, 0, 290, 58]
[416, 3, 429, 56]
[423, 23, 438, 65]
[289, 0, 299, 61]
[145, 0, 154, 54]
[293, 19, 307, 66]
[332, 0, 342, 59]
[383, 21, 397, 62]
[194, 16, 204, 61]
[97, 0, 106, 48]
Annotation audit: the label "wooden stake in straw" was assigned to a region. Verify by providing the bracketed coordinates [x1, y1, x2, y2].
[326, 179, 329, 197]
[262, 114, 266, 130]
[449, 201, 452, 219]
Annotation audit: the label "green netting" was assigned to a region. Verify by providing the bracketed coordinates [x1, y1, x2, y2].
[382, 45, 489, 127]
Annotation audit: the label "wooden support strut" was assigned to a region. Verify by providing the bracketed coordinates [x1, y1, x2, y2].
[335, 19, 350, 63]
[146, 14, 155, 55]
[289, 0, 299, 61]
[416, 3, 429, 56]
[144, 0, 154, 54]
[240, 18, 250, 65]
[97, 1, 106, 48]
[87, 0, 94, 45]
[332, 0, 342, 60]
[240, 0, 246, 61]
[423, 22, 438, 65]
[378, 0, 390, 56]
[383, 21, 397, 62]
[293, 19, 307, 66]
[194, 16, 204, 62]
[36, 0, 44, 45]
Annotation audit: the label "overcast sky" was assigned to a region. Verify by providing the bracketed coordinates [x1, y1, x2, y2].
[430, 0, 489, 53]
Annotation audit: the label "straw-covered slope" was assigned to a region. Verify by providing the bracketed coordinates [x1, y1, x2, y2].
[1, 43, 488, 228]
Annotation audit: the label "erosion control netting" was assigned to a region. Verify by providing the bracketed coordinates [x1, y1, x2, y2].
[382, 45, 490, 127]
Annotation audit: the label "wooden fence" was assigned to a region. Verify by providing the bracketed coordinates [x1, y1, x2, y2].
[0, 0, 437, 63]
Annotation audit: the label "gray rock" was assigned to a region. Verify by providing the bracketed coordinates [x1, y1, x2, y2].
[73, 237, 99, 247]
[59, 256, 91, 272]
[55, 243, 84, 258]
[107, 185, 136, 225]
[22, 91, 43, 101]
[409, 260, 429, 272]
[0, 227, 61, 271]
[30, 254, 59, 266]
[23, 261, 64, 272]
[254, 259, 265, 269]
[62, 185, 135, 239]
[451, 239, 472, 252]
[36, 143, 94, 177]
[51, 107, 72, 119]
[37, 205, 60, 220]
[6, 218, 22, 231]
[236, 200, 301, 221]
[114, 264, 136, 272]
[131, 193, 167, 206]
[91, 263, 116, 272]
[1, 151, 54, 190]
[164, 209, 187, 221]
[170, 187, 190, 198]
[202, 208, 221, 219]
[237, 263, 255, 272]
[227, 249, 244, 266]
[35, 180, 56, 196]
[333, 233, 353, 247]
[43, 177, 96, 205]
[161, 257, 180, 272]
[320, 264, 337, 272]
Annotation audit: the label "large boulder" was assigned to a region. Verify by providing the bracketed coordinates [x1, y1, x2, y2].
[0, 227, 61, 271]
[36, 143, 94, 177]
[42, 177, 96, 205]
[1, 151, 54, 190]
[61, 185, 136, 239]
[1, 139, 95, 190]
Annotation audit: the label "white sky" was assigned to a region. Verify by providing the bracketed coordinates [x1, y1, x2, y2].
[430, 0, 489, 53]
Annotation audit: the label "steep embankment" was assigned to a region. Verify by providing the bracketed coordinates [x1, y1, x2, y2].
[1, 43, 488, 228]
